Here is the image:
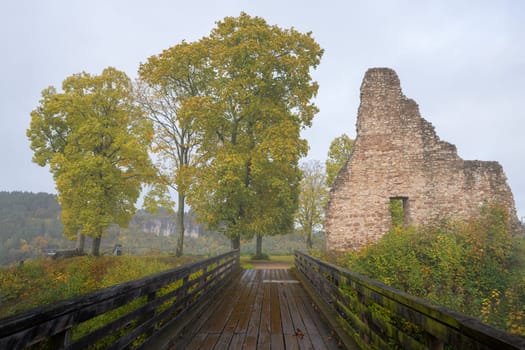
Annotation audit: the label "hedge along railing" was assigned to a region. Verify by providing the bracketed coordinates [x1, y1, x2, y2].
[294, 251, 525, 350]
[0, 250, 240, 350]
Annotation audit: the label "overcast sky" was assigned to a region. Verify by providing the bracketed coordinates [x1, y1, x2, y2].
[1, 0, 524, 220]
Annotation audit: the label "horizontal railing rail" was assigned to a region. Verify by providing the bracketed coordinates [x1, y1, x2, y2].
[0, 250, 240, 349]
[294, 250, 525, 350]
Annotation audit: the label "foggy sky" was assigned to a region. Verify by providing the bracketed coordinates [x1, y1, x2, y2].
[1, 0, 524, 219]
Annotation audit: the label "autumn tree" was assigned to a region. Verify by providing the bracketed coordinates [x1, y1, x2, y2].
[137, 41, 211, 256]
[296, 160, 328, 249]
[188, 13, 324, 252]
[325, 133, 354, 187]
[27, 67, 154, 256]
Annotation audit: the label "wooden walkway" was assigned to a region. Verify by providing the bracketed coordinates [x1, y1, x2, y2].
[175, 269, 342, 350]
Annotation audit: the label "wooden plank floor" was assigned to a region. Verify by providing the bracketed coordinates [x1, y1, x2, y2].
[174, 269, 342, 350]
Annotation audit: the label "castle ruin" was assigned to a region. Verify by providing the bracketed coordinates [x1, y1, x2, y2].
[326, 68, 519, 251]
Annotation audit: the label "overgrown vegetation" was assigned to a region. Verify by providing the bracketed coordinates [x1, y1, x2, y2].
[336, 204, 525, 335]
[0, 255, 197, 319]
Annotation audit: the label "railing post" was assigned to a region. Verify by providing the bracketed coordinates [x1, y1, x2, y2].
[49, 328, 71, 349]
[141, 291, 157, 339]
[234, 250, 240, 272]
[426, 333, 444, 350]
[182, 274, 190, 307]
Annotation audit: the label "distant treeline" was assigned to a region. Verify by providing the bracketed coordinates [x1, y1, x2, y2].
[0, 192, 67, 265]
[0, 191, 321, 265]
[0, 191, 214, 265]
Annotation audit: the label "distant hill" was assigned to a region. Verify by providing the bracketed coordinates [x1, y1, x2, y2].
[0, 191, 220, 265]
[0, 191, 324, 265]
[0, 191, 67, 265]
[131, 208, 209, 238]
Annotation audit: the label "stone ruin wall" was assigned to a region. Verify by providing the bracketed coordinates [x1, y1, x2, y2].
[326, 68, 520, 251]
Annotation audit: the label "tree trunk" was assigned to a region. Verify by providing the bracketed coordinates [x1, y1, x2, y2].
[306, 231, 313, 249]
[306, 226, 313, 249]
[92, 235, 101, 256]
[175, 192, 185, 257]
[231, 236, 240, 250]
[76, 232, 85, 253]
[256, 234, 263, 256]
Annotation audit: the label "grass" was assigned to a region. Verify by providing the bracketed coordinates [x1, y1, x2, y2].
[265, 255, 294, 264]
[239, 254, 295, 269]
[0, 254, 201, 318]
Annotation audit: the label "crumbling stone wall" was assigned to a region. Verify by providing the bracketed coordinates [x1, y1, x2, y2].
[326, 68, 519, 251]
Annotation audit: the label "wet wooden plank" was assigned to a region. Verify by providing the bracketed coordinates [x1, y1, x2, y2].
[200, 269, 250, 336]
[284, 334, 300, 350]
[179, 268, 341, 350]
[271, 334, 286, 350]
[202, 292, 235, 333]
[257, 275, 272, 350]
[214, 332, 233, 350]
[296, 285, 341, 349]
[229, 333, 245, 348]
[175, 270, 244, 349]
[282, 280, 307, 335]
[292, 284, 320, 336]
[235, 270, 257, 334]
[281, 280, 316, 349]
[270, 282, 282, 334]
[214, 270, 257, 350]
[277, 280, 295, 335]
[199, 333, 221, 349]
[309, 334, 331, 350]
[185, 332, 207, 350]
[223, 270, 252, 333]
[244, 270, 265, 350]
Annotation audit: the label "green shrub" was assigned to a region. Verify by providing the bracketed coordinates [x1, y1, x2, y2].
[339, 204, 524, 335]
[0, 255, 192, 318]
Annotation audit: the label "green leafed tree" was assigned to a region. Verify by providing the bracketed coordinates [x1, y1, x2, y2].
[296, 160, 329, 249]
[137, 40, 212, 256]
[325, 133, 354, 187]
[27, 67, 154, 256]
[187, 13, 324, 252]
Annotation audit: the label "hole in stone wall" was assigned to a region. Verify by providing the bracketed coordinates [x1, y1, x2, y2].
[390, 197, 408, 228]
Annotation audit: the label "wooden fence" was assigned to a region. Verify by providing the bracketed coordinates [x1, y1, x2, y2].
[0, 250, 240, 349]
[294, 250, 525, 350]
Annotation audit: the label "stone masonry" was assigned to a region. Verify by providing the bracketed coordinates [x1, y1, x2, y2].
[326, 68, 520, 251]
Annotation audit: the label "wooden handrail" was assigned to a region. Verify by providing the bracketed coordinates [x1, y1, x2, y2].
[294, 250, 525, 350]
[0, 250, 240, 349]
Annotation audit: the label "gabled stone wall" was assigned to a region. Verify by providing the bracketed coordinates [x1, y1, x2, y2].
[326, 68, 519, 251]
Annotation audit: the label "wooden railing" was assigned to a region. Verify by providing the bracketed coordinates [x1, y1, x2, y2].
[294, 251, 525, 350]
[0, 250, 240, 350]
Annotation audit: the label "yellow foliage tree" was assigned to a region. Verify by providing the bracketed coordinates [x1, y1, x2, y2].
[296, 160, 328, 249]
[187, 13, 324, 252]
[27, 67, 154, 256]
[137, 41, 212, 256]
[325, 133, 354, 187]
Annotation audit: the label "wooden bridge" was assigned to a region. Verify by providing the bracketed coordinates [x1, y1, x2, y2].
[1, 250, 524, 349]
